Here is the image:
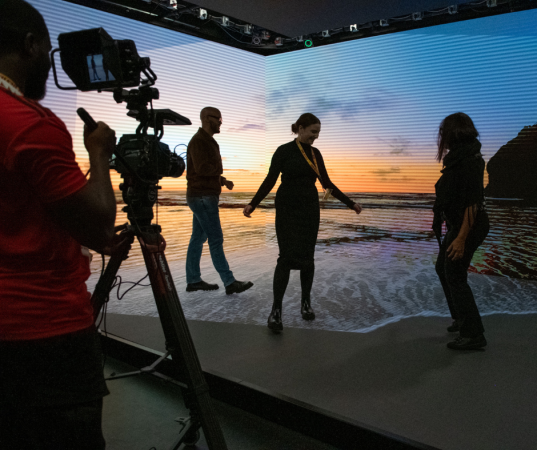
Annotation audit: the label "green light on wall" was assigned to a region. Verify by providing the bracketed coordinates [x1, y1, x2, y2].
[304, 39, 313, 48]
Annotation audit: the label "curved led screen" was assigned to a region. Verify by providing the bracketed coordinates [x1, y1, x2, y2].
[28, 0, 537, 331]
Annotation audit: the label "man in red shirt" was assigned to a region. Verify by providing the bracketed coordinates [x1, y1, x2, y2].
[0, 1, 117, 448]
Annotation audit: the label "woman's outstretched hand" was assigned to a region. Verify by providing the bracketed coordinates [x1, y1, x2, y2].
[352, 203, 362, 214]
[243, 205, 254, 218]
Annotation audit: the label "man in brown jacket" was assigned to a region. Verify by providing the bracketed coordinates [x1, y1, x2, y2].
[185, 107, 253, 295]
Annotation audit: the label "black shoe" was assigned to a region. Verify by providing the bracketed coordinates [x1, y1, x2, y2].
[186, 280, 219, 292]
[447, 320, 461, 333]
[447, 334, 487, 350]
[301, 298, 315, 321]
[225, 280, 253, 295]
[268, 308, 283, 333]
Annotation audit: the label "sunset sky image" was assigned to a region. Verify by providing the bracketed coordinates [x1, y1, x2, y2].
[38, 2, 537, 194]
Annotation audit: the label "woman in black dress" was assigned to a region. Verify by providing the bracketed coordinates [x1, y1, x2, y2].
[243, 113, 362, 332]
[432, 112, 489, 350]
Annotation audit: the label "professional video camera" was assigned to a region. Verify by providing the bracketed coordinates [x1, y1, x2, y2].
[51, 29, 228, 449]
[51, 27, 190, 222]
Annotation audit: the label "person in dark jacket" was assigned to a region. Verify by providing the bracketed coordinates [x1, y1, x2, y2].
[243, 113, 362, 332]
[433, 112, 489, 350]
[185, 107, 253, 295]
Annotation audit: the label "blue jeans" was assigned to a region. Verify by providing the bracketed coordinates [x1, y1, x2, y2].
[186, 195, 235, 287]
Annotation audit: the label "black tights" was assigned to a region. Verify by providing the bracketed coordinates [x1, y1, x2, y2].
[272, 261, 315, 310]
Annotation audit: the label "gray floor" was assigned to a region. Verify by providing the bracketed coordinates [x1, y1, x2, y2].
[102, 312, 537, 450]
[103, 357, 339, 450]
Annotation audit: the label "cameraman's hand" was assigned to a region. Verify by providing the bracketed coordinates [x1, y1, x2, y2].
[98, 224, 134, 260]
[84, 121, 116, 159]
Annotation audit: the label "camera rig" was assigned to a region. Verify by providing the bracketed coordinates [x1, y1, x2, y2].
[51, 28, 227, 449]
[52, 27, 190, 224]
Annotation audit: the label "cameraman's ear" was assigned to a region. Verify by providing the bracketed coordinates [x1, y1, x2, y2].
[23, 32, 40, 58]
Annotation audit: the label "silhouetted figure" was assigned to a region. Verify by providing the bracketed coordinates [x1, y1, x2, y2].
[0, 1, 118, 448]
[432, 112, 489, 350]
[102, 56, 110, 81]
[244, 113, 362, 332]
[90, 54, 101, 81]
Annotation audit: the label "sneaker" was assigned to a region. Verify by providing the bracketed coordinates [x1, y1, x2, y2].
[447, 334, 487, 350]
[225, 280, 253, 295]
[186, 280, 219, 292]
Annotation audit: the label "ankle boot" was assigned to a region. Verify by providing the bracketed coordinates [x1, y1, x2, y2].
[268, 307, 283, 333]
[301, 298, 315, 321]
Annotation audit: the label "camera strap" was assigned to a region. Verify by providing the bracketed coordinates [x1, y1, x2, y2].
[296, 138, 332, 200]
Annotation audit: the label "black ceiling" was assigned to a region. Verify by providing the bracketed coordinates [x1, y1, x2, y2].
[187, 0, 470, 37]
[64, 0, 537, 55]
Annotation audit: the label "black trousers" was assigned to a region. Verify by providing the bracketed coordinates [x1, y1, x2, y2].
[435, 214, 489, 338]
[0, 327, 108, 449]
[0, 398, 105, 450]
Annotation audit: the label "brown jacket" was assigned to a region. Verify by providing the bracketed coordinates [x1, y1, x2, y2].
[186, 127, 227, 197]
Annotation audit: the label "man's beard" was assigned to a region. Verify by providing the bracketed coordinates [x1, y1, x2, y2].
[212, 122, 221, 134]
[25, 59, 50, 101]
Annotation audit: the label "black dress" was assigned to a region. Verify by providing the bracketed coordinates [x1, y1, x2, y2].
[249, 140, 355, 270]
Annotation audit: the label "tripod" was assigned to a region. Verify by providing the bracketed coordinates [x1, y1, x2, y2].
[91, 174, 227, 450]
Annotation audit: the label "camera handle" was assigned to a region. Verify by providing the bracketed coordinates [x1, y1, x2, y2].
[77, 108, 150, 184]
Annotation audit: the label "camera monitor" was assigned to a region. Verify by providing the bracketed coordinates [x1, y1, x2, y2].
[56, 28, 148, 91]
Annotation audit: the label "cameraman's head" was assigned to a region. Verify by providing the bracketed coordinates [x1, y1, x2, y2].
[0, 0, 51, 100]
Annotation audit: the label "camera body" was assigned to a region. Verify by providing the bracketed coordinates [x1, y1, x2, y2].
[112, 134, 185, 181]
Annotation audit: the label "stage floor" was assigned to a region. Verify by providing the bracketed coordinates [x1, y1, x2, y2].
[102, 312, 537, 450]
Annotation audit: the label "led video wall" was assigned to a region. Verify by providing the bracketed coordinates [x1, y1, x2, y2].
[28, 0, 537, 330]
[266, 13, 537, 194]
[35, 0, 266, 192]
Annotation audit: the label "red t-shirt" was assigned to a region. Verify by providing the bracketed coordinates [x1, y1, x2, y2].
[0, 86, 93, 341]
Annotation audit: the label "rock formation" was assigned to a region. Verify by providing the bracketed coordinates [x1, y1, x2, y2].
[485, 124, 537, 202]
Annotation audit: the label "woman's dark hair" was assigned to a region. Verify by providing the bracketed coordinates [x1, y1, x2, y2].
[291, 113, 320, 134]
[0, 0, 49, 57]
[436, 112, 479, 162]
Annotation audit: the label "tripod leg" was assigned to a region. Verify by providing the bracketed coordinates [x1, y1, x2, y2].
[90, 227, 134, 321]
[90, 250, 128, 322]
[138, 229, 227, 450]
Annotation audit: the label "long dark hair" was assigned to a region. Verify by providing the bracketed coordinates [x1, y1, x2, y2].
[436, 112, 479, 162]
[291, 113, 320, 134]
